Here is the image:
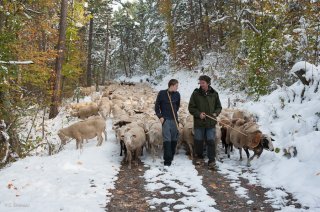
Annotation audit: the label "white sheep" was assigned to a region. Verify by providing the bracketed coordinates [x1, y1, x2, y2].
[58, 116, 107, 149]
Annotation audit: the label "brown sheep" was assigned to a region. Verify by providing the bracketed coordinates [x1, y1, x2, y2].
[227, 119, 274, 166]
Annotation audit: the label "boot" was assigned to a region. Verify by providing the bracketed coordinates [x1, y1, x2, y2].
[171, 141, 177, 161]
[194, 139, 204, 159]
[163, 141, 172, 166]
[206, 140, 216, 163]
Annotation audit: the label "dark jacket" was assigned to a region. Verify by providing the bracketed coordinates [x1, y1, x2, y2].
[155, 89, 180, 120]
[188, 86, 222, 128]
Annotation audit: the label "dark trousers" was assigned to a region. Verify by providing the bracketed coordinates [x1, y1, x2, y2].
[194, 128, 216, 162]
[162, 119, 179, 166]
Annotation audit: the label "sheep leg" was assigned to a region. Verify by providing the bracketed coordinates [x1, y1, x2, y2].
[104, 130, 107, 141]
[120, 140, 124, 156]
[188, 143, 193, 160]
[141, 146, 144, 156]
[227, 144, 231, 158]
[127, 150, 132, 169]
[176, 140, 181, 155]
[134, 148, 140, 166]
[151, 145, 155, 162]
[97, 134, 103, 146]
[244, 148, 250, 167]
[244, 148, 250, 159]
[239, 148, 243, 161]
[224, 143, 228, 154]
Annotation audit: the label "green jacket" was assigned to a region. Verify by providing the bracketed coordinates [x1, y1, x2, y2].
[188, 86, 222, 128]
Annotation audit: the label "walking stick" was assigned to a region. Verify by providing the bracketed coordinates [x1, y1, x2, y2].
[205, 114, 248, 137]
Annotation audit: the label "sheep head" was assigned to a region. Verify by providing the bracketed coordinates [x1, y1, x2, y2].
[58, 129, 68, 145]
[261, 134, 275, 151]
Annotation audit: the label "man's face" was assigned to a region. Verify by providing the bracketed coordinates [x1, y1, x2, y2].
[171, 83, 179, 92]
[199, 80, 209, 90]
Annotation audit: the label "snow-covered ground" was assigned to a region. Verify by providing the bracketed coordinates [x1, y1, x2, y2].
[0, 115, 122, 211]
[143, 154, 217, 211]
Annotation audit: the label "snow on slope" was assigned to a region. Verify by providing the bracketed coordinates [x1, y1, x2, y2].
[0, 109, 122, 211]
[237, 62, 320, 210]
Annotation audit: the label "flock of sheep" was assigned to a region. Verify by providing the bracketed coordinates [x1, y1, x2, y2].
[58, 82, 275, 168]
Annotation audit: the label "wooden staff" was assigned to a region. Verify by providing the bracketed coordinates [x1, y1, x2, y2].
[205, 114, 248, 137]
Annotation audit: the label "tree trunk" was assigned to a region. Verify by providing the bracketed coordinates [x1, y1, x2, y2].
[86, 17, 94, 87]
[120, 35, 128, 77]
[102, 18, 109, 85]
[0, 0, 4, 32]
[198, 0, 203, 44]
[49, 0, 68, 119]
[204, 3, 211, 49]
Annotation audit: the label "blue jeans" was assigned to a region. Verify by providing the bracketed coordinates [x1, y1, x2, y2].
[162, 119, 179, 165]
[194, 128, 216, 162]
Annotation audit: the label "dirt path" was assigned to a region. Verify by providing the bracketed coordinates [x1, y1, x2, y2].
[105, 160, 153, 211]
[106, 153, 307, 212]
[194, 162, 275, 211]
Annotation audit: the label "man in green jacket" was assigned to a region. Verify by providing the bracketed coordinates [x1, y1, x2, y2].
[188, 75, 222, 169]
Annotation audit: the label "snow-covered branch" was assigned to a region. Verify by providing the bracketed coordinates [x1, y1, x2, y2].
[0, 60, 34, 65]
[210, 16, 232, 24]
[241, 19, 261, 35]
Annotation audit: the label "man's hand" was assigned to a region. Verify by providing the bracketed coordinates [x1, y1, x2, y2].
[160, 117, 165, 124]
[200, 112, 206, 119]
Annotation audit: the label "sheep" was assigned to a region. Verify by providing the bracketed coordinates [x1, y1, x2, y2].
[175, 123, 184, 154]
[227, 119, 274, 166]
[69, 102, 95, 111]
[58, 116, 107, 149]
[181, 116, 195, 159]
[99, 100, 112, 119]
[71, 103, 100, 119]
[215, 124, 222, 161]
[114, 122, 134, 157]
[123, 126, 146, 169]
[145, 121, 163, 162]
[232, 110, 255, 122]
[91, 92, 101, 103]
[79, 86, 95, 96]
[112, 105, 127, 118]
[218, 118, 233, 155]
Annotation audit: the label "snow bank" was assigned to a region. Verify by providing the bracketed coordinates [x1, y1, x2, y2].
[234, 62, 320, 210]
[0, 116, 122, 211]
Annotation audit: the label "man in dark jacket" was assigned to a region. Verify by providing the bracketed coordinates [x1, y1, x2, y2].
[155, 79, 181, 166]
[188, 75, 222, 169]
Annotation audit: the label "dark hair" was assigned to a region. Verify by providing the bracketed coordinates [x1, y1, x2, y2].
[198, 75, 211, 85]
[168, 79, 179, 87]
